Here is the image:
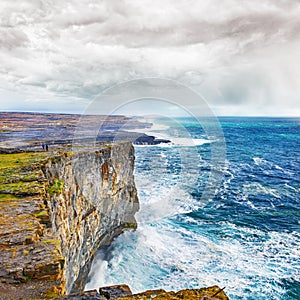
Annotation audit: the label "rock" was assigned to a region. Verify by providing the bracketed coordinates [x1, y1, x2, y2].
[0, 147, 23, 154]
[99, 285, 132, 299]
[113, 285, 229, 299]
[128, 289, 167, 298]
[134, 134, 171, 145]
[57, 285, 229, 300]
[57, 289, 106, 300]
[44, 143, 139, 293]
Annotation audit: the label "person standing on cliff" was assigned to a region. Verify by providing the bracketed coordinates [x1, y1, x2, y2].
[45, 144, 49, 151]
[42, 143, 45, 150]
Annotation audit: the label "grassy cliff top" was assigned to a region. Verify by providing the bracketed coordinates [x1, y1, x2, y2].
[0, 151, 64, 299]
[0, 152, 50, 197]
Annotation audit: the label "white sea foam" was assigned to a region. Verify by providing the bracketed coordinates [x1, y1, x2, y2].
[253, 157, 268, 166]
[86, 214, 300, 299]
[284, 183, 300, 192]
[253, 157, 287, 173]
[170, 137, 212, 146]
[128, 117, 212, 147]
[134, 137, 212, 148]
[242, 182, 281, 199]
[86, 148, 297, 297]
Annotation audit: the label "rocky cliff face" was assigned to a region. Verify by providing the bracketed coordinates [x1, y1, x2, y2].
[0, 142, 139, 299]
[44, 143, 139, 294]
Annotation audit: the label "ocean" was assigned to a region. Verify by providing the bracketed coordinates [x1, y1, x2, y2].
[86, 117, 300, 300]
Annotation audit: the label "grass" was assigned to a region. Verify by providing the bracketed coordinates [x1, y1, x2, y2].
[34, 210, 48, 218]
[0, 151, 67, 295]
[0, 152, 48, 170]
[45, 291, 60, 299]
[0, 152, 48, 196]
[24, 275, 32, 283]
[0, 181, 45, 195]
[49, 179, 64, 197]
[1, 170, 44, 184]
[0, 193, 20, 201]
[42, 239, 61, 245]
[123, 222, 138, 230]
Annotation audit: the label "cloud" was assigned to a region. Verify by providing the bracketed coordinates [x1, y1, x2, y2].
[0, 27, 29, 49]
[0, 0, 299, 115]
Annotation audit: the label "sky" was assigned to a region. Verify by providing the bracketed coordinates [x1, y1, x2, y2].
[0, 0, 300, 116]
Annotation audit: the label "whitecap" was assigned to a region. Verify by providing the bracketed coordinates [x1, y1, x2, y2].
[253, 157, 268, 166]
[170, 138, 212, 147]
[242, 182, 281, 200]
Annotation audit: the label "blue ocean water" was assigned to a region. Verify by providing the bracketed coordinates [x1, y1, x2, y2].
[86, 117, 300, 300]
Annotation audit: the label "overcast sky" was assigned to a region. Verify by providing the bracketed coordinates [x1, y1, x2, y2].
[0, 0, 300, 116]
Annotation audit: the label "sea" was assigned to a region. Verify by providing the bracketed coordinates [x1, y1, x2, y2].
[85, 117, 300, 300]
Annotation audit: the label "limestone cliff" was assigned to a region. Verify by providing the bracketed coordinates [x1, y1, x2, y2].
[0, 142, 139, 299]
[44, 143, 139, 293]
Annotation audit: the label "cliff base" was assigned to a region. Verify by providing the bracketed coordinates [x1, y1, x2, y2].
[58, 284, 229, 299]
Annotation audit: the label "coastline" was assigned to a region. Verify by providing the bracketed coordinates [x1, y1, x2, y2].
[0, 112, 229, 299]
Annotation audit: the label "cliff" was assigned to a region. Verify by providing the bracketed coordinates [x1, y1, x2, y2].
[0, 142, 139, 299]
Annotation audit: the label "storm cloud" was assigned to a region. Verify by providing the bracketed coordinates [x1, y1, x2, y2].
[0, 0, 299, 115]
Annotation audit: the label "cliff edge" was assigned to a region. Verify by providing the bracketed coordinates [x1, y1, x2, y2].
[0, 142, 139, 299]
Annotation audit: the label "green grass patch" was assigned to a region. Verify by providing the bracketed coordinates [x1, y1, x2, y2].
[0, 152, 48, 170]
[24, 275, 32, 283]
[0, 181, 45, 195]
[45, 291, 60, 299]
[0, 152, 48, 196]
[0, 193, 20, 201]
[34, 210, 48, 217]
[49, 179, 64, 197]
[0, 170, 44, 185]
[123, 222, 138, 230]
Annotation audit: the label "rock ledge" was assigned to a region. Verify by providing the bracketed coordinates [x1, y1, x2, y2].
[58, 284, 229, 300]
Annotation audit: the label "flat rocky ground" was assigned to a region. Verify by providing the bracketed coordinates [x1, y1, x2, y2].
[0, 112, 151, 150]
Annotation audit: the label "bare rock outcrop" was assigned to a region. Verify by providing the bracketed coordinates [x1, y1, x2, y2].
[58, 284, 229, 300]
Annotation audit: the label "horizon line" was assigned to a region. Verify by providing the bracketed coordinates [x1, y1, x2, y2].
[0, 110, 299, 119]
